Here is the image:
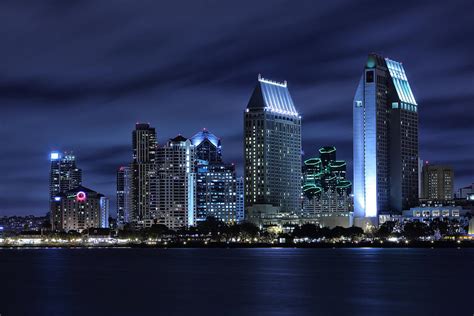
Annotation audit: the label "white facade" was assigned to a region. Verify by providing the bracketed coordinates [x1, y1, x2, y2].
[157, 136, 196, 229]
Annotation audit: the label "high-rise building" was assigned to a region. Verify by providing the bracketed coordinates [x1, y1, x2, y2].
[49, 151, 82, 227]
[191, 129, 236, 224]
[130, 123, 158, 223]
[157, 135, 196, 229]
[195, 160, 236, 223]
[236, 177, 245, 222]
[51, 186, 109, 232]
[422, 164, 454, 200]
[190, 129, 222, 163]
[353, 54, 419, 220]
[302, 146, 352, 227]
[116, 166, 131, 225]
[49, 151, 82, 200]
[244, 75, 302, 225]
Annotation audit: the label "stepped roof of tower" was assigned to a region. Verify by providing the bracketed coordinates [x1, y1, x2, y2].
[385, 58, 418, 105]
[190, 129, 220, 148]
[247, 74, 298, 116]
[366, 54, 417, 106]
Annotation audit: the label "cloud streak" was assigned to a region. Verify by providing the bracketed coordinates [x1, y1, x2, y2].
[0, 0, 473, 215]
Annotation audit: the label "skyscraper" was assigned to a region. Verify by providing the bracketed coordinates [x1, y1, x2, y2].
[49, 151, 82, 227]
[116, 166, 131, 225]
[190, 129, 222, 163]
[157, 135, 196, 229]
[49, 151, 82, 200]
[191, 129, 236, 224]
[353, 54, 419, 220]
[422, 164, 454, 201]
[130, 123, 158, 224]
[195, 160, 236, 223]
[244, 75, 302, 225]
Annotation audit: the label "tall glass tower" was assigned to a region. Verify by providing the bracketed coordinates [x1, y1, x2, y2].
[49, 151, 82, 228]
[190, 129, 236, 224]
[49, 151, 82, 200]
[116, 166, 131, 225]
[190, 129, 222, 163]
[353, 54, 419, 219]
[157, 135, 196, 229]
[244, 75, 302, 224]
[130, 123, 158, 223]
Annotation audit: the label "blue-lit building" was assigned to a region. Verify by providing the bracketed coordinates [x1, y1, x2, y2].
[191, 129, 237, 224]
[195, 160, 236, 223]
[353, 54, 419, 221]
[244, 75, 302, 225]
[190, 129, 222, 163]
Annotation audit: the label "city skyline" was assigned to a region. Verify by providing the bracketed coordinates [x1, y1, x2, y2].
[2, 1, 474, 216]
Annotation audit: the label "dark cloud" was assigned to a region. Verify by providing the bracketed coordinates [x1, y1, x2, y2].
[1, 0, 473, 215]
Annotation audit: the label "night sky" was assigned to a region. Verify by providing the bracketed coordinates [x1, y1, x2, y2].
[1, 0, 473, 216]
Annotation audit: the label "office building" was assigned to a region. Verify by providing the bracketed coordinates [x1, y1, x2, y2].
[116, 166, 131, 225]
[157, 135, 196, 229]
[422, 164, 454, 200]
[244, 75, 302, 225]
[195, 160, 236, 223]
[49, 151, 82, 227]
[190, 129, 222, 163]
[353, 54, 419, 221]
[49, 151, 82, 200]
[51, 186, 109, 232]
[191, 129, 236, 223]
[130, 123, 158, 223]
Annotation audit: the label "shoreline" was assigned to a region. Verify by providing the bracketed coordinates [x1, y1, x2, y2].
[2, 240, 474, 249]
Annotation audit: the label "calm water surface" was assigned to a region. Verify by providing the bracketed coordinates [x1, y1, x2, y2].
[1, 248, 472, 316]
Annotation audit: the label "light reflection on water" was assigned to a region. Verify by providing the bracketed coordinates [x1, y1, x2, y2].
[0, 248, 472, 316]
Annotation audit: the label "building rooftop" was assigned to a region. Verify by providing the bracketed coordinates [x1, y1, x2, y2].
[385, 58, 418, 105]
[56, 185, 103, 198]
[169, 135, 188, 143]
[190, 129, 220, 148]
[247, 74, 298, 116]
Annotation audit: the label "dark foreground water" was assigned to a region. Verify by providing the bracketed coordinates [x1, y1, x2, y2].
[1, 248, 473, 316]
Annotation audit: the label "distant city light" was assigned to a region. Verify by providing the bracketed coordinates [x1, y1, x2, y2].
[50, 152, 60, 160]
[76, 191, 87, 202]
